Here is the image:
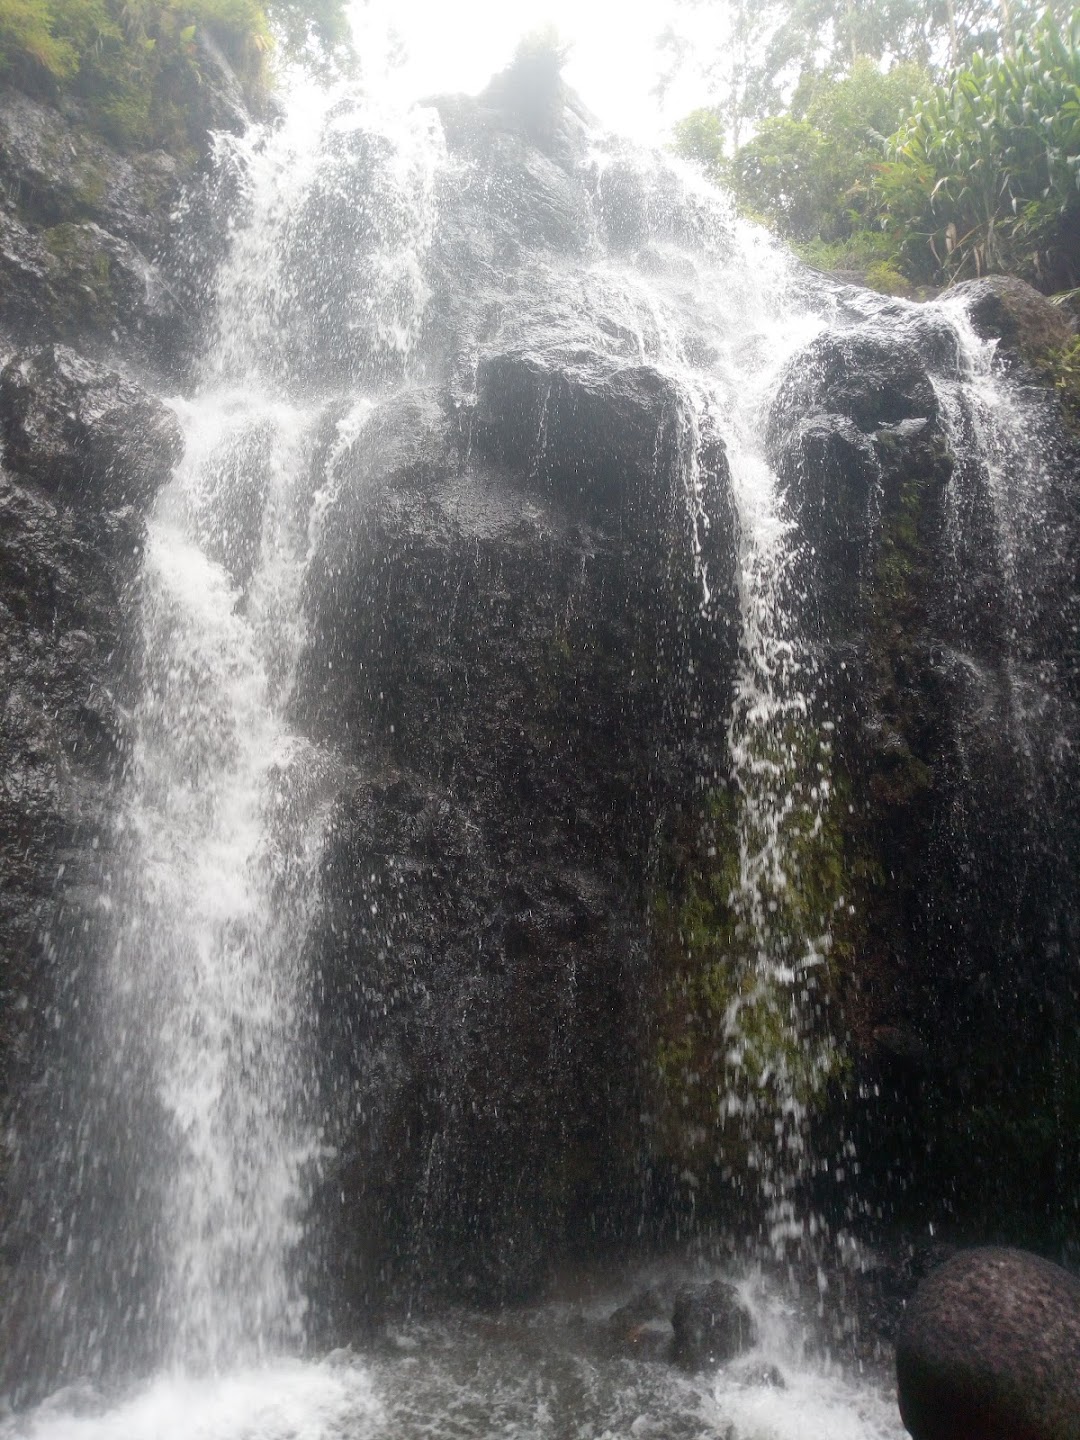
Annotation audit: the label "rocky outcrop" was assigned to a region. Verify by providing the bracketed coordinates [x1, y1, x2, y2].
[0, 41, 1078, 1355]
[765, 281, 1080, 1243]
[951, 275, 1075, 364]
[671, 1281, 757, 1370]
[0, 53, 218, 1381]
[0, 89, 181, 254]
[0, 346, 183, 506]
[0, 77, 235, 375]
[289, 73, 1080, 1314]
[299, 361, 734, 1312]
[0, 342, 183, 1369]
[896, 1247, 1080, 1440]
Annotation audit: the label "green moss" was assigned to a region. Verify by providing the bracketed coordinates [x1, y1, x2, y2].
[1035, 334, 1080, 436]
[43, 221, 115, 328]
[0, 0, 77, 79]
[651, 721, 855, 1185]
[864, 259, 911, 297]
[1, 0, 346, 156]
[73, 159, 107, 211]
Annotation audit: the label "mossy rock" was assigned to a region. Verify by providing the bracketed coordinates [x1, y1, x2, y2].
[649, 719, 857, 1202]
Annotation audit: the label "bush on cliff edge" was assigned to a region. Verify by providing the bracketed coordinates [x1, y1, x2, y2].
[0, 0, 347, 149]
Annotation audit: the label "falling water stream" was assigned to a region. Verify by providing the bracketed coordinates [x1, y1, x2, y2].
[9, 44, 1068, 1440]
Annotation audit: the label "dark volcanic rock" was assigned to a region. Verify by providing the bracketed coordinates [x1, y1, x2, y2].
[767, 322, 951, 642]
[0, 345, 182, 508]
[766, 298, 1080, 1244]
[0, 209, 189, 369]
[896, 1247, 1080, 1440]
[475, 348, 682, 518]
[0, 89, 180, 253]
[0, 207, 53, 332]
[0, 87, 216, 374]
[299, 356, 737, 1311]
[0, 464, 142, 1328]
[433, 95, 591, 249]
[670, 1281, 757, 1370]
[770, 331, 938, 438]
[951, 275, 1074, 363]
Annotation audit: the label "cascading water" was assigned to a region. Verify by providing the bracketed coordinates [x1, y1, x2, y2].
[115, 83, 444, 1368]
[585, 153, 849, 1247]
[1, 72, 442, 1416]
[6, 39, 1075, 1440]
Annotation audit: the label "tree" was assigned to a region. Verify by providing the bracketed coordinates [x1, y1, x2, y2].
[677, 58, 931, 250]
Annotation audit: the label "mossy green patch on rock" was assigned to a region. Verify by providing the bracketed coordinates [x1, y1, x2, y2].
[42, 220, 115, 330]
[650, 718, 856, 1199]
[1035, 334, 1080, 435]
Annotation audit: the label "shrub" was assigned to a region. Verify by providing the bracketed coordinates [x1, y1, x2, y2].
[886, 11, 1080, 288]
[0, 0, 345, 151]
[693, 60, 931, 250]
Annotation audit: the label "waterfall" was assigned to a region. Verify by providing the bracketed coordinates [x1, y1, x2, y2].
[586, 150, 849, 1242]
[0, 79, 445, 1400]
[105, 85, 442, 1369]
[4, 40, 1074, 1440]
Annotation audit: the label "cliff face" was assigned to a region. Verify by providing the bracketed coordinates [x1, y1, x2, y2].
[0, 52, 245, 1343]
[0, 54, 1078, 1372]
[769, 283, 1080, 1239]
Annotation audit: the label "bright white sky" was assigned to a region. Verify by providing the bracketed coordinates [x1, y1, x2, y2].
[348, 0, 720, 142]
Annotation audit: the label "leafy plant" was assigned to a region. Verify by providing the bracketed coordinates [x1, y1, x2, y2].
[0, 0, 347, 150]
[0, 0, 77, 80]
[887, 10, 1080, 287]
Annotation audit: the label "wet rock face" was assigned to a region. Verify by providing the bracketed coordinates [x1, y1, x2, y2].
[0, 90, 179, 254]
[0, 345, 183, 508]
[300, 364, 734, 1310]
[951, 274, 1074, 364]
[896, 1247, 1080, 1440]
[0, 87, 212, 375]
[770, 331, 939, 438]
[0, 343, 179, 1326]
[0, 465, 137, 990]
[769, 300, 1080, 1240]
[289, 81, 749, 1314]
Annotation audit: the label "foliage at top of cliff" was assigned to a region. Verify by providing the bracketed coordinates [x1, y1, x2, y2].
[674, 0, 1080, 293]
[0, 0, 349, 151]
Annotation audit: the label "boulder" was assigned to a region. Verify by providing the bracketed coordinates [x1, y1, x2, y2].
[299, 359, 739, 1310]
[0, 345, 183, 509]
[475, 347, 684, 519]
[605, 1288, 673, 1360]
[951, 275, 1074, 363]
[896, 1246, 1080, 1440]
[770, 331, 938, 439]
[670, 1280, 757, 1370]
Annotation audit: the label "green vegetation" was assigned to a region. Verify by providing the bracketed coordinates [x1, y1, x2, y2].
[674, 1, 1080, 292]
[1035, 332, 1080, 429]
[887, 14, 1080, 286]
[0, 0, 348, 150]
